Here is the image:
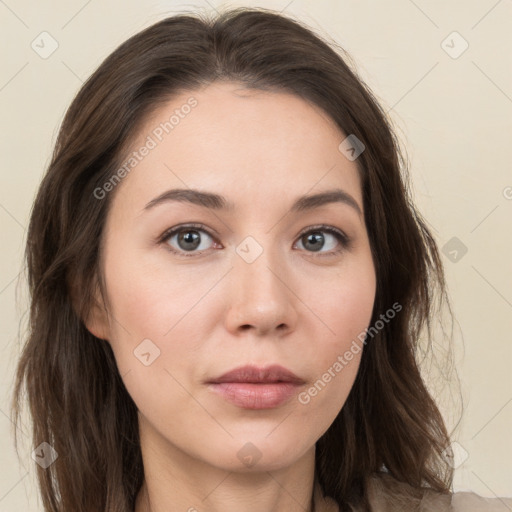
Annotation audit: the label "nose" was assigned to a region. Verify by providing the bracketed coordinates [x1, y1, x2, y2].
[224, 243, 299, 337]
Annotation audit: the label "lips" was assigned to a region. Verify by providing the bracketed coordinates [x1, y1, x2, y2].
[206, 365, 305, 409]
[207, 364, 304, 385]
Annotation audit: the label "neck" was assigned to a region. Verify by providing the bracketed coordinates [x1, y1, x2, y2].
[136, 473, 324, 512]
[133, 416, 322, 512]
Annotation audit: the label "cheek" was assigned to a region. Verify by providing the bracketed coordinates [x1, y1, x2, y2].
[304, 255, 376, 353]
[290, 256, 376, 423]
[332, 274, 376, 346]
[101, 252, 209, 426]
[103, 238, 220, 338]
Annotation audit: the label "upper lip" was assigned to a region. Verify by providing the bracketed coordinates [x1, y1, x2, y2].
[207, 364, 304, 384]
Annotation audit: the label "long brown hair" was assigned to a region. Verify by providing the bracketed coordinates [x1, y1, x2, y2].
[11, 7, 457, 511]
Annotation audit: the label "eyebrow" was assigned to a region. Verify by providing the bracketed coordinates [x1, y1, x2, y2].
[143, 188, 362, 216]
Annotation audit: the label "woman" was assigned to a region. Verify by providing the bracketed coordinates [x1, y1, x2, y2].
[11, 7, 511, 512]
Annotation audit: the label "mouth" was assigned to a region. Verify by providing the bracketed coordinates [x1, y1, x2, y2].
[206, 364, 305, 410]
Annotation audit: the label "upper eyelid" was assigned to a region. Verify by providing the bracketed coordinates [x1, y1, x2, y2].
[159, 223, 216, 243]
[160, 223, 347, 240]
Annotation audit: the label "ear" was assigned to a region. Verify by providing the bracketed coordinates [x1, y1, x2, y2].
[69, 273, 111, 341]
[83, 291, 110, 341]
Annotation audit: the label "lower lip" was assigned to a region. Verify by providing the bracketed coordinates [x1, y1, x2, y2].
[207, 382, 300, 409]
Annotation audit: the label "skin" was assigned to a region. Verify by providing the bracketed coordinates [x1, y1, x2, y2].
[86, 81, 376, 512]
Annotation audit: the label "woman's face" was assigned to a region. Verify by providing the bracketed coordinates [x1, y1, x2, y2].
[88, 81, 376, 472]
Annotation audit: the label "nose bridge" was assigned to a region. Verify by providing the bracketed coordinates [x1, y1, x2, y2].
[226, 232, 297, 333]
[234, 233, 286, 298]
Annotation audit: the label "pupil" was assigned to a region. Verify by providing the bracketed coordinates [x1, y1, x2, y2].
[178, 230, 200, 250]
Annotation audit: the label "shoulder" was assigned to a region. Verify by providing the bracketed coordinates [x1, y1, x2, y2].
[366, 473, 512, 512]
[451, 491, 512, 511]
[316, 474, 512, 512]
[366, 473, 451, 511]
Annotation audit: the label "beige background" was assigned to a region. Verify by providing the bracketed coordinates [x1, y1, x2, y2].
[1, 0, 511, 510]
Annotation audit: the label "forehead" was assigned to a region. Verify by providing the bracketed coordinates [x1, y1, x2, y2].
[113, 81, 363, 214]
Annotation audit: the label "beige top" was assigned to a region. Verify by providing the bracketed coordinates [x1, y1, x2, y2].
[451, 492, 512, 511]
[315, 475, 512, 511]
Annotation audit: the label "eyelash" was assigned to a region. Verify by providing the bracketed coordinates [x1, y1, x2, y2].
[158, 222, 352, 258]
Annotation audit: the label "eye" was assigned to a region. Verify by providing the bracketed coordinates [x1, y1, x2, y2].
[294, 225, 351, 256]
[158, 223, 351, 258]
[160, 223, 219, 257]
